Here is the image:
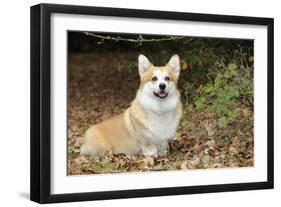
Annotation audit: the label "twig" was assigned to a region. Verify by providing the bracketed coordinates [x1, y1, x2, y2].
[83, 32, 190, 43]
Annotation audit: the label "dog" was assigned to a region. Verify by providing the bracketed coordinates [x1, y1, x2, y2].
[80, 54, 182, 156]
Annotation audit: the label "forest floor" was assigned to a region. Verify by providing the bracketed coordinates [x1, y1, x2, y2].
[67, 52, 254, 175]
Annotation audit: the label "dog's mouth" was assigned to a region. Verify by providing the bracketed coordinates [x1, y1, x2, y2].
[153, 91, 168, 99]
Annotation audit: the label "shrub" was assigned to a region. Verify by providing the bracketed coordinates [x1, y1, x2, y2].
[190, 48, 253, 128]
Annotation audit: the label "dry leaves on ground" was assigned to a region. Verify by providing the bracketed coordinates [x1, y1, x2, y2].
[67, 52, 254, 175]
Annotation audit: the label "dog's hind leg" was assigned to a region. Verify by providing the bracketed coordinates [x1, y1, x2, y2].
[80, 126, 108, 156]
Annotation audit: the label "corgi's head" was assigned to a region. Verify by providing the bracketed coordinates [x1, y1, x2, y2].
[138, 54, 181, 100]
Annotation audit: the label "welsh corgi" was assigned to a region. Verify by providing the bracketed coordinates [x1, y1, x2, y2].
[80, 54, 182, 156]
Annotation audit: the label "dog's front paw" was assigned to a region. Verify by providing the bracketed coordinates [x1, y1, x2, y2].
[157, 141, 169, 156]
[141, 144, 158, 157]
[158, 150, 168, 157]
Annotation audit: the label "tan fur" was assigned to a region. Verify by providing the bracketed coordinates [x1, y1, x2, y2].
[80, 55, 182, 156]
[81, 113, 140, 155]
[140, 65, 178, 88]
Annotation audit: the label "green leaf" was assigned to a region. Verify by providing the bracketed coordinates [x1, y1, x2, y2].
[214, 74, 223, 87]
[224, 69, 238, 78]
[218, 116, 228, 128]
[216, 88, 225, 98]
[227, 86, 240, 99]
[228, 63, 237, 71]
[216, 104, 228, 113]
[116, 62, 123, 72]
[204, 86, 213, 93]
[233, 107, 241, 115]
[195, 97, 206, 109]
[127, 62, 134, 74]
[233, 89, 239, 97]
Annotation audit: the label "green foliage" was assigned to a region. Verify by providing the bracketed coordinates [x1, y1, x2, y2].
[195, 96, 206, 109]
[116, 60, 136, 74]
[191, 49, 253, 128]
[218, 116, 228, 128]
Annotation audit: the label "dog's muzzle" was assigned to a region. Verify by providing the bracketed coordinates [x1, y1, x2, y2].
[153, 91, 168, 99]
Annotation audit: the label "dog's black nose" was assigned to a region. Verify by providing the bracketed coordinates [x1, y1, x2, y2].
[159, 83, 166, 90]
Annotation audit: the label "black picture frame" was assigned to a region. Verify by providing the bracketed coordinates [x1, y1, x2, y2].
[30, 3, 274, 204]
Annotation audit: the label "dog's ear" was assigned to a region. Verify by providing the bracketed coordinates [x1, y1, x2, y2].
[138, 54, 152, 76]
[167, 55, 180, 76]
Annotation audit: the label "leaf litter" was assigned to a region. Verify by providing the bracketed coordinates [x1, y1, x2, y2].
[67, 52, 254, 175]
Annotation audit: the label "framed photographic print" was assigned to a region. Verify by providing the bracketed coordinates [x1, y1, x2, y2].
[30, 3, 274, 203]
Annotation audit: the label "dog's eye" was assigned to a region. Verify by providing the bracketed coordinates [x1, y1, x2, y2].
[165, 76, 170, 81]
[152, 76, 158, 81]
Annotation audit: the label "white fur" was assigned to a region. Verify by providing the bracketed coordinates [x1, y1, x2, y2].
[141, 144, 158, 156]
[150, 69, 177, 95]
[167, 55, 180, 76]
[137, 87, 178, 114]
[137, 90, 180, 141]
[136, 67, 182, 156]
[138, 54, 151, 76]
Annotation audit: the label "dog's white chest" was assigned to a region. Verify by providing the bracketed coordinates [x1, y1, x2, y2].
[136, 89, 181, 144]
[144, 112, 178, 143]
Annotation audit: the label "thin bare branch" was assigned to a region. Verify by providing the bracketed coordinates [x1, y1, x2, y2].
[83, 32, 192, 43]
